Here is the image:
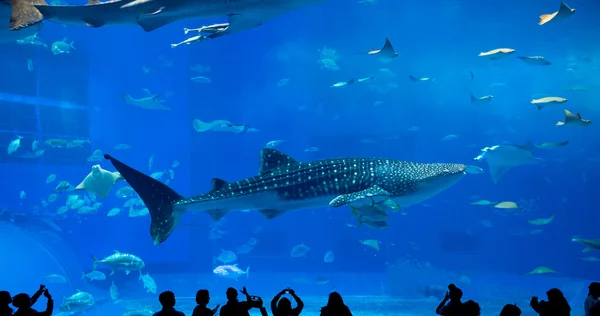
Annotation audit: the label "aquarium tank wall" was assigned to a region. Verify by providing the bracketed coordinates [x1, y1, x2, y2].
[0, 0, 598, 315]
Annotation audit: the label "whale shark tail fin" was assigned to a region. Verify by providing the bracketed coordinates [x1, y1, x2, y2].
[104, 154, 185, 246]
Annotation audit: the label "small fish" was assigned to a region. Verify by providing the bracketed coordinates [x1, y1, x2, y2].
[291, 243, 310, 257]
[7, 136, 23, 155]
[323, 250, 334, 263]
[107, 208, 121, 217]
[277, 78, 290, 87]
[518, 56, 551, 66]
[109, 281, 119, 301]
[494, 201, 519, 209]
[471, 199, 496, 206]
[304, 147, 320, 152]
[114, 144, 131, 150]
[265, 140, 285, 148]
[82, 270, 106, 281]
[409, 75, 434, 82]
[528, 214, 556, 226]
[216, 249, 237, 264]
[471, 94, 493, 103]
[213, 264, 249, 279]
[46, 174, 57, 184]
[478, 48, 515, 59]
[330, 79, 354, 88]
[580, 257, 600, 262]
[360, 239, 380, 251]
[525, 266, 556, 275]
[531, 97, 567, 110]
[42, 274, 67, 283]
[50, 37, 75, 55]
[139, 272, 157, 293]
[190, 76, 211, 83]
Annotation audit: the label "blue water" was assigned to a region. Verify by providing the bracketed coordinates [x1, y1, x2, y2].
[0, 0, 598, 315]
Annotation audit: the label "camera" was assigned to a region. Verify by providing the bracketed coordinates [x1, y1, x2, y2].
[248, 296, 262, 308]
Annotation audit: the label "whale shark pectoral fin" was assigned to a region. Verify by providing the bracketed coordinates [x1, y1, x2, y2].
[9, 0, 46, 31]
[258, 209, 286, 220]
[206, 209, 228, 222]
[136, 8, 177, 32]
[329, 185, 391, 207]
[207, 13, 261, 39]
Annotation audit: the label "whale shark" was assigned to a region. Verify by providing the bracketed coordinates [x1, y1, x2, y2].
[9, 0, 328, 34]
[104, 148, 475, 245]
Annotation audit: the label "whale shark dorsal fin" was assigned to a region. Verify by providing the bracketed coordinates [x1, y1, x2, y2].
[259, 149, 299, 175]
[210, 178, 229, 192]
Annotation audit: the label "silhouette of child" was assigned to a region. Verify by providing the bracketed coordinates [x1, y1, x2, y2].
[462, 300, 481, 316]
[530, 288, 571, 316]
[271, 288, 304, 316]
[586, 283, 600, 316]
[192, 290, 219, 316]
[436, 284, 463, 316]
[12, 287, 53, 316]
[319, 292, 352, 316]
[153, 291, 185, 316]
[500, 304, 522, 316]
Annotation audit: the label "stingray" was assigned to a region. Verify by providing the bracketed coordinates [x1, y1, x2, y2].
[192, 119, 259, 133]
[364, 37, 398, 63]
[122, 89, 169, 110]
[539, 1, 575, 26]
[517, 56, 552, 66]
[75, 164, 123, 199]
[556, 109, 591, 127]
[473, 144, 539, 184]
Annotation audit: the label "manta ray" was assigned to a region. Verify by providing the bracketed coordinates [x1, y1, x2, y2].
[104, 148, 481, 245]
[473, 144, 540, 184]
[364, 37, 399, 63]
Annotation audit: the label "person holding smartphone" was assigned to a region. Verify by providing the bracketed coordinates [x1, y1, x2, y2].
[271, 288, 304, 316]
[12, 286, 54, 316]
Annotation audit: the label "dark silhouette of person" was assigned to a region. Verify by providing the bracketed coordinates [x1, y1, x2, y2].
[319, 292, 352, 316]
[436, 284, 463, 316]
[12, 287, 53, 316]
[1, 285, 46, 315]
[153, 291, 185, 316]
[530, 288, 571, 316]
[192, 290, 219, 316]
[271, 288, 304, 316]
[586, 283, 600, 316]
[462, 300, 481, 316]
[219, 287, 252, 316]
[500, 304, 522, 316]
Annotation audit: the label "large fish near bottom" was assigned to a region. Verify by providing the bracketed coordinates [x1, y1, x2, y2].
[104, 148, 479, 245]
[8, 0, 327, 39]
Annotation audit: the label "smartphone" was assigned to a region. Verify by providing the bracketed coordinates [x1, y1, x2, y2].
[250, 296, 260, 302]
